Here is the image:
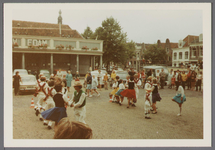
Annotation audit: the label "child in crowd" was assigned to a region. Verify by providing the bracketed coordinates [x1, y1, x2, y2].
[171, 75, 176, 89]
[54, 118, 92, 139]
[109, 76, 120, 103]
[115, 79, 125, 106]
[145, 89, 152, 119]
[35, 76, 48, 121]
[43, 80, 56, 129]
[120, 76, 136, 108]
[151, 78, 162, 114]
[91, 75, 100, 97]
[172, 82, 186, 116]
[41, 84, 68, 131]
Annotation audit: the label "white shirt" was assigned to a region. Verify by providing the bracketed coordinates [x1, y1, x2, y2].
[119, 83, 125, 90]
[177, 85, 184, 97]
[37, 81, 48, 94]
[46, 86, 57, 97]
[144, 82, 152, 90]
[175, 72, 179, 81]
[57, 72, 63, 79]
[92, 78, 98, 87]
[136, 80, 142, 87]
[190, 64, 196, 71]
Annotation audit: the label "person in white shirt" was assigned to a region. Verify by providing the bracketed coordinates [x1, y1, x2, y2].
[57, 69, 63, 79]
[172, 82, 186, 116]
[35, 76, 49, 121]
[190, 63, 196, 71]
[97, 70, 103, 91]
[134, 74, 142, 103]
[196, 71, 203, 92]
[70, 81, 87, 124]
[91, 75, 100, 96]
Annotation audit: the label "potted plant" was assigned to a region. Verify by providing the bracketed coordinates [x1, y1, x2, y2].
[91, 47, 98, 50]
[82, 46, 89, 50]
[13, 42, 19, 47]
[43, 44, 48, 49]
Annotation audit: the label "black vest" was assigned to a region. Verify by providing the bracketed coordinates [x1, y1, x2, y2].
[128, 82, 134, 89]
[152, 85, 158, 94]
[53, 93, 65, 107]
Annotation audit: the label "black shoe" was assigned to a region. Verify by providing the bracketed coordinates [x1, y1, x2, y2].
[145, 116, 147, 119]
[119, 103, 122, 106]
[39, 118, 43, 121]
[145, 117, 151, 119]
[132, 104, 136, 107]
[35, 110, 39, 116]
[48, 126, 52, 129]
[43, 123, 48, 126]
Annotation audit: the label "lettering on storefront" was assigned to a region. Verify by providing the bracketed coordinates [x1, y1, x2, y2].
[27, 39, 48, 46]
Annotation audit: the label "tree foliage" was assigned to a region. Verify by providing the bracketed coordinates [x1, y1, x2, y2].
[143, 44, 168, 64]
[92, 17, 135, 70]
[81, 26, 94, 39]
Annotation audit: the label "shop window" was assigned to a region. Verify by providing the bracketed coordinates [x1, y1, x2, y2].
[179, 52, 182, 59]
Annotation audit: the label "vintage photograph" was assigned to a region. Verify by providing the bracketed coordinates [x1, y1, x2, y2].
[4, 3, 211, 147]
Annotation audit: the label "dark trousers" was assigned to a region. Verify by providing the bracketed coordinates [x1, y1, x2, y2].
[182, 81, 186, 90]
[196, 80, 202, 91]
[160, 78, 165, 89]
[187, 78, 191, 89]
[14, 85, 19, 95]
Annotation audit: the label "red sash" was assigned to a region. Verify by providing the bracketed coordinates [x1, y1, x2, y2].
[44, 88, 53, 101]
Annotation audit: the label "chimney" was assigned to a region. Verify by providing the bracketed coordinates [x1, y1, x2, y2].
[58, 10, 62, 36]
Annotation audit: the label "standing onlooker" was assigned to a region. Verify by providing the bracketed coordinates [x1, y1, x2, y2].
[141, 70, 146, 88]
[168, 69, 173, 88]
[97, 70, 102, 91]
[103, 73, 109, 90]
[186, 67, 192, 90]
[171, 74, 176, 89]
[159, 69, 166, 89]
[196, 71, 203, 92]
[86, 73, 92, 97]
[57, 69, 63, 79]
[181, 71, 187, 90]
[91, 75, 100, 96]
[74, 71, 80, 80]
[190, 62, 196, 71]
[13, 71, 22, 96]
[190, 71, 197, 91]
[65, 71, 73, 92]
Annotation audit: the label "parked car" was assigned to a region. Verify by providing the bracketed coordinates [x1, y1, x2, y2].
[143, 66, 169, 85]
[39, 69, 50, 80]
[54, 69, 67, 79]
[19, 74, 37, 94]
[116, 71, 128, 83]
[13, 69, 28, 75]
[90, 70, 110, 86]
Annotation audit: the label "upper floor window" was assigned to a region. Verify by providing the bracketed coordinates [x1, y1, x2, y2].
[200, 47, 203, 56]
[174, 53, 177, 60]
[179, 52, 182, 59]
[192, 47, 197, 57]
[166, 48, 169, 53]
[185, 51, 188, 59]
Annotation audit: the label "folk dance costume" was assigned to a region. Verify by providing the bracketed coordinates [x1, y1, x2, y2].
[110, 80, 120, 102]
[134, 79, 141, 102]
[144, 92, 152, 119]
[34, 80, 48, 120]
[120, 80, 136, 103]
[41, 92, 68, 124]
[172, 85, 186, 104]
[152, 84, 162, 103]
[43, 86, 56, 128]
[144, 81, 152, 105]
[115, 83, 125, 105]
[70, 90, 86, 124]
[62, 87, 68, 97]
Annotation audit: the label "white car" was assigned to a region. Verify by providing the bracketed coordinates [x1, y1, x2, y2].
[13, 69, 28, 75]
[19, 75, 37, 94]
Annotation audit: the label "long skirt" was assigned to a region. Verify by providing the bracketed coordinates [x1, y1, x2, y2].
[41, 107, 67, 123]
[152, 93, 162, 103]
[172, 94, 186, 104]
[115, 89, 124, 97]
[120, 89, 136, 99]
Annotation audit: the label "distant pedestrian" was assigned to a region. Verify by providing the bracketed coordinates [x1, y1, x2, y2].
[97, 70, 102, 91]
[196, 71, 202, 92]
[186, 68, 192, 90]
[172, 82, 186, 116]
[159, 69, 166, 89]
[103, 73, 109, 90]
[181, 71, 187, 90]
[171, 75, 176, 89]
[74, 71, 80, 79]
[13, 71, 22, 96]
[86, 73, 92, 97]
[190, 71, 197, 91]
[91, 75, 100, 97]
[65, 71, 73, 92]
[168, 69, 173, 88]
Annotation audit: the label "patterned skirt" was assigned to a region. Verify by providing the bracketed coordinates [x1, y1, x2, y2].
[120, 89, 136, 99]
[115, 89, 124, 97]
[41, 107, 67, 123]
[152, 93, 162, 103]
[172, 94, 186, 104]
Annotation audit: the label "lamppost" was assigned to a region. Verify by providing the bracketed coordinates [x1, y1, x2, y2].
[136, 52, 140, 72]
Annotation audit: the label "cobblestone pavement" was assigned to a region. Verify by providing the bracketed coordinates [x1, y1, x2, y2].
[13, 80, 203, 139]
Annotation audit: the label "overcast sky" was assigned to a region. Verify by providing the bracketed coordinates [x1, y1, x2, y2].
[11, 4, 203, 44]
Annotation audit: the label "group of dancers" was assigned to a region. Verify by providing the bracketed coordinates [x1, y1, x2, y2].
[109, 73, 186, 119]
[33, 73, 86, 130]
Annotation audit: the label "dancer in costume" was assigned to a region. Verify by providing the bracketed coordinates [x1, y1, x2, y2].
[151, 78, 162, 114]
[115, 79, 125, 106]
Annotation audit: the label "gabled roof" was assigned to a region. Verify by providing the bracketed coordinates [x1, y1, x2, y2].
[182, 35, 199, 47]
[12, 20, 83, 39]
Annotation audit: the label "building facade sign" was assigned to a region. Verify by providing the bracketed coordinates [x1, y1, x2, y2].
[26, 39, 49, 46]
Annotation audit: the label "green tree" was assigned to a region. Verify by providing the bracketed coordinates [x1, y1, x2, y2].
[93, 17, 135, 71]
[143, 44, 168, 64]
[81, 26, 93, 39]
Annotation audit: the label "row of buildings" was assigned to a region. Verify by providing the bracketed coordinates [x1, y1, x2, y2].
[130, 34, 203, 69]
